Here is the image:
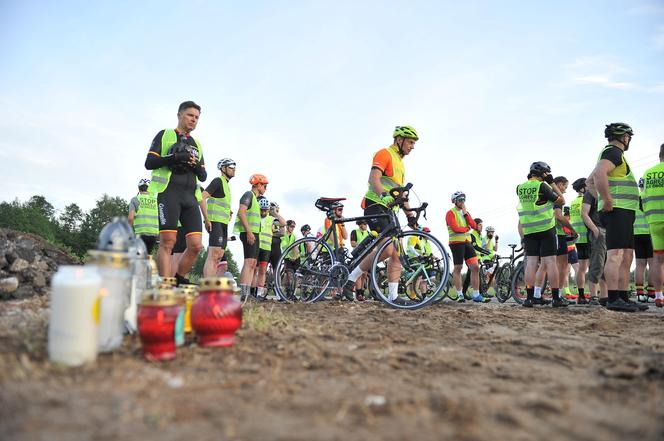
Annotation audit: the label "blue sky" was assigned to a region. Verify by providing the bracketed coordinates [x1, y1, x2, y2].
[1, 0, 663, 254]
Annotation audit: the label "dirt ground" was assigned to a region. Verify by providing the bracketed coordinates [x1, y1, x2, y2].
[1, 296, 663, 441]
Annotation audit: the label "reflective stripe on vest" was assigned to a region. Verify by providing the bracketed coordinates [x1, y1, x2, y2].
[280, 233, 298, 259]
[447, 207, 470, 243]
[569, 195, 588, 244]
[482, 236, 495, 261]
[233, 192, 261, 233]
[208, 176, 232, 224]
[148, 129, 203, 201]
[134, 193, 159, 235]
[597, 145, 638, 211]
[259, 215, 274, 251]
[642, 162, 664, 224]
[364, 145, 405, 207]
[516, 180, 555, 235]
[633, 208, 650, 235]
[353, 228, 369, 247]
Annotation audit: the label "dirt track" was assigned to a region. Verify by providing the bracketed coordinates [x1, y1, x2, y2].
[1, 296, 663, 441]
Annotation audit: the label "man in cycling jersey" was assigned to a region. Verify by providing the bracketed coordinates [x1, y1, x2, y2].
[201, 158, 235, 277]
[255, 197, 286, 300]
[145, 101, 206, 284]
[350, 220, 371, 301]
[569, 178, 591, 304]
[340, 126, 418, 304]
[128, 178, 159, 254]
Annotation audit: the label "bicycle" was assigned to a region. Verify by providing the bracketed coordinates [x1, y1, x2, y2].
[274, 184, 451, 310]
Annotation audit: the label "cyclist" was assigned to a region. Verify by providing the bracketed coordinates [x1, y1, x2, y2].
[552, 176, 576, 300]
[642, 143, 664, 308]
[633, 178, 654, 303]
[351, 220, 371, 301]
[407, 227, 432, 257]
[483, 226, 499, 287]
[516, 161, 567, 308]
[145, 101, 206, 283]
[324, 202, 348, 250]
[255, 197, 286, 300]
[446, 191, 488, 303]
[562, 208, 579, 300]
[340, 125, 419, 304]
[201, 158, 235, 277]
[582, 179, 607, 305]
[469, 218, 488, 256]
[280, 220, 299, 270]
[234, 174, 268, 300]
[569, 178, 591, 304]
[298, 224, 314, 260]
[128, 178, 159, 254]
[587, 122, 644, 312]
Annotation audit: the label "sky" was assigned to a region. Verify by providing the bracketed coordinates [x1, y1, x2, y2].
[1, 0, 663, 260]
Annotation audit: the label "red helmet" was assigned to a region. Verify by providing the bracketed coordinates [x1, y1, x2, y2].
[249, 174, 269, 185]
[422, 227, 431, 233]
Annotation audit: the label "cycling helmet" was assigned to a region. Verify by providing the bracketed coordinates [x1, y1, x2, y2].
[639, 177, 644, 189]
[422, 226, 431, 233]
[217, 158, 236, 170]
[330, 201, 344, 210]
[356, 220, 367, 226]
[393, 125, 419, 140]
[604, 122, 634, 140]
[258, 198, 271, 210]
[286, 220, 295, 227]
[486, 226, 495, 233]
[249, 174, 269, 185]
[138, 178, 150, 187]
[474, 218, 483, 225]
[270, 201, 279, 210]
[529, 161, 551, 177]
[451, 191, 466, 203]
[572, 177, 587, 192]
[301, 224, 311, 234]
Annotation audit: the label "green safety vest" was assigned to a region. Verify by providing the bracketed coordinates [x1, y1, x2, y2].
[406, 236, 432, 257]
[482, 236, 495, 261]
[134, 193, 159, 235]
[642, 162, 664, 225]
[364, 145, 405, 208]
[148, 129, 203, 201]
[597, 145, 639, 211]
[353, 228, 369, 247]
[470, 229, 482, 248]
[233, 192, 261, 234]
[569, 195, 588, 244]
[280, 233, 298, 259]
[207, 175, 231, 224]
[633, 206, 650, 235]
[259, 215, 274, 251]
[447, 207, 470, 243]
[516, 180, 555, 235]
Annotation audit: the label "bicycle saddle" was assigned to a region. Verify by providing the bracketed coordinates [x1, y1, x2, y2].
[315, 197, 346, 212]
[508, 244, 518, 249]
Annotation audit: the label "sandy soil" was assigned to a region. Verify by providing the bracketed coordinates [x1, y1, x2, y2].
[1, 296, 663, 441]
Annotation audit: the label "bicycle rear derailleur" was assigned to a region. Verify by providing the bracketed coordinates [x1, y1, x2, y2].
[328, 263, 349, 288]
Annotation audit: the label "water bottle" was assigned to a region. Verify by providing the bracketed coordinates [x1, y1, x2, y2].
[351, 234, 376, 257]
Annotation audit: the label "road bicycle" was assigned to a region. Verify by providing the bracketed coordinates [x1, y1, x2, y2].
[274, 184, 451, 310]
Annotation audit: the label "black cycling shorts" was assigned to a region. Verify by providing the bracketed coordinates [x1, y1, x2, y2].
[258, 249, 271, 264]
[567, 248, 579, 265]
[523, 227, 557, 258]
[449, 242, 477, 266]
[556, 235, 568, 256]
[240, 232, 260, 260]
[270, 239, 282, 270]
[576, 242, 591, 260]
[209, 222, 228, 248]
[363, 203, 392, 234]
[634, 234, 653, 259]
[138, 234, 157, 255]
[600, 208, 635, 250]
[171, 227, 187, 254]
[157, 182, 202, 235]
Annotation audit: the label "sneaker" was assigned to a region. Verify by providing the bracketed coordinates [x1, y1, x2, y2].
[637, 294, 649, 303]
[564, 294, 578, 300]
[577, 295, 589, 305]
[606, 298, 640, 312]
[626, 299, 648, 311]
[356, 291, 366, 301]
[522, 298, 534, 308]
[341, 282, 355, 301]
[588, 297, 600, 306]
[599, 297, 608, 307]
[552, 298, 569, 308]
[457, 295, 466, 303]
[391, 297, 411, 306]
[472, 294, 490, 303]
[656, 298, 664, 308]
[532, 297, 551, 305]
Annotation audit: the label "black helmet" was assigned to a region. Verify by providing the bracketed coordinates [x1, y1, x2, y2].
[300, 224, 311, 234]
[604, 122, 634, 140]
[572, 178, 586, 192]
[474, 218, 483, 225]
[563, 206, 570, 216]
[529, 161, 551, 177]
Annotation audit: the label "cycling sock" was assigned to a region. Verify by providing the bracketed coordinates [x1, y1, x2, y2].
[257, 287, 265, 298]
[473, 290, 480, 297]
[648, 288, 656, 298]
[552, 288, 560, 300]
[388, 282, 399, 301]
[607, 290, 619, 303]
[635, 285, 644, 295]
[348, 266, 363, 283]
[526, 286, 534, 300]
[534, 286, 542, 299]
[578, 288, 585, 298]
[456, 289, 464, 298]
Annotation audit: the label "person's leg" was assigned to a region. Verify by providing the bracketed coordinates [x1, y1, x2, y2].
[177, 232, 203, 279]
[238, 232, 259, 298]
[634, 257, 647, 297]
[156, 187, 181, 277]
[175, 199, 204, 282]
[577, 259, 589, 302]
[157, 232, 176, 276]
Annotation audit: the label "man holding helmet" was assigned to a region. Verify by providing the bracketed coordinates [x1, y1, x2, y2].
[201, 158, 235, 277]
[446, 191, 488, 303]
[128, 178, 159, 254]
[145, 101, 206, 283]
[516, 161, 567, 307]
[587, 122, 645, 312]
[234, 173, 269, 299]
[339, 126, 419, 304]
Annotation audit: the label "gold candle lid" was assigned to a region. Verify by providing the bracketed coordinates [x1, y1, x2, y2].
[140, 287, 177, 306]
[87, 250, 130, 268]
[177, 284, 199, 298]
[160, 277, 177, 286]
[199, 277, 240, 293]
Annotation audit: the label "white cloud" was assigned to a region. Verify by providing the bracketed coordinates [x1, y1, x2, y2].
[565, 56, 638, 90]
[573, 75, 635, 90]
[655, 27, 664, 50]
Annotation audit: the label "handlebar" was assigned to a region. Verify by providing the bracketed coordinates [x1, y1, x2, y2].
[388, 183, 428, 227]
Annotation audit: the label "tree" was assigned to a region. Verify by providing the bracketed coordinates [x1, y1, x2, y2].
[189, 248, 240, 279]
[78, 194, 129, 254]
[26, 195, 55, 221]
[59, 203, 83, 232]
[0, 197, 57, 241]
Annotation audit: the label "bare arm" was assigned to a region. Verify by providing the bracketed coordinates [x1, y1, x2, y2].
[200, 191, 211, 222]
[128, 209, 135, 226]
[581, 202, 599, 237]
[368, 168, 384, 195]
[592, 160, 616, 211]
[554, 207, 575, 233]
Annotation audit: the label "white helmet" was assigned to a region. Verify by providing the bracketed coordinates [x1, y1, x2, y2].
[486, 226, 495, 232]
[258, 198, 271, 210]
[451, 191, 466, 203]
[217, 158, 236, 170]
[270, 201, 279, 210]
[138, 178, 150, 187]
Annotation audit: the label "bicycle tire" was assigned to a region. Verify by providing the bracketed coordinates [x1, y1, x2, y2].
[510, 260, 550, 304]
[494, 263, 512, 303]
[274, 237, 335, 302]
[369, 230, 450, 310]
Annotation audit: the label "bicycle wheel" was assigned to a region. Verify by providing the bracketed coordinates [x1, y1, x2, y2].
[369, 231, 450, 310]
[274, 237, 335, 302]
[494, 263, 512, 303]
[510, 260, 550, 304]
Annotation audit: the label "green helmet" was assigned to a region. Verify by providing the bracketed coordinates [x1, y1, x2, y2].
[604, 122, 633, 140]
[393, 125, 419, 140]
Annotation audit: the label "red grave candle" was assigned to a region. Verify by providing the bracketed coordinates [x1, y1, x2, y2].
[191, 277, 242, 347]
